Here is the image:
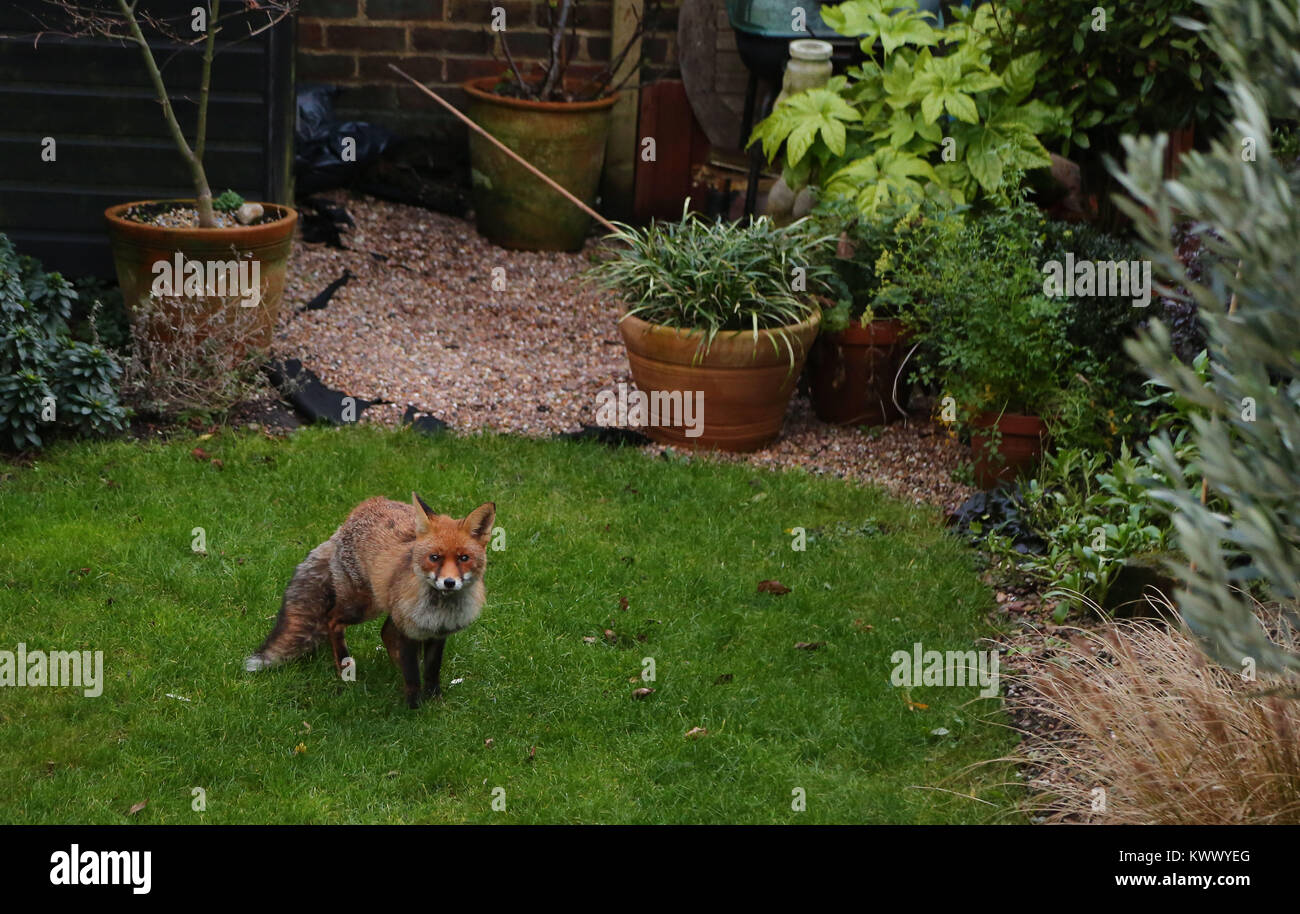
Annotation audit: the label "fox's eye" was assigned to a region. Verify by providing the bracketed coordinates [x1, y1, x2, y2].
[457, 554, 470, 562]
[429, 554, 441, 563]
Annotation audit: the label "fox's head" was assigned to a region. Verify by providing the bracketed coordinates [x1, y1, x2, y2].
[410, 493, 496, 594]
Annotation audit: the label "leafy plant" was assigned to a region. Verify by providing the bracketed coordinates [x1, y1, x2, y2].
[986, 0, 1227, 227]
[213, 189, 245, 212]
[1116, 0, 1300, 677]
[875, 192, 1074, 424]
[805, 195, 910, 333]
[584, 208, 836, 364]
[0, 234, 126, 450]
[750, 0, 1064, 217]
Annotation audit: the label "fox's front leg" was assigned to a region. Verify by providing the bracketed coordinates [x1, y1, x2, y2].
[421, 638, 447, 701]
[381, 616, 422, 708]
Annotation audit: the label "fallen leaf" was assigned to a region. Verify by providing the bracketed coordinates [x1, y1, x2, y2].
[582, 636, 597, 644]
[618, 596, 629, 612]
[484, 738, 495, 748]
[685, 727, 708, 739]
[758, 580, 791, 595]
[128, 800, 147, 816]
[210, 458, 224, 470]
[852, 619, 874, 632]
[632, 687, 655, 699]
[931, 727, 951, 737]
[191, 447, 210, 461]
[293, 742, 307, 755]
[603, 629, 617, 643]
[794, 641, 826, 651]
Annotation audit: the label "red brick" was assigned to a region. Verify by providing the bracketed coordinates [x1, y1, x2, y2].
[360, 55, 443, 83]
[298, 52, 358, 80]
[412, 26, 494, 54]
[365, 0, 443, 20]
[448, 0, 532, 28]
[327, 24, 408, 51]
[396, 84, 470, 111]
[299, 21, 326, 49]
[445, 56, 512, 83]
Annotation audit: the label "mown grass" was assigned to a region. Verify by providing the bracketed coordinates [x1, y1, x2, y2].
[0, 426, 1016, 823]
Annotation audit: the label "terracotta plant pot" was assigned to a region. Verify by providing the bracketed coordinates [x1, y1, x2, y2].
[970, 411, 1047, 489]
[104, 201, 297, 354]
[463, 77, 617, 251]
[618, 309, 821, 452]
[808, 317, 909, 425]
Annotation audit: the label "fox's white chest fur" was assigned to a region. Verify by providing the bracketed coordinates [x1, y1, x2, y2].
[397, 586, 483, 641]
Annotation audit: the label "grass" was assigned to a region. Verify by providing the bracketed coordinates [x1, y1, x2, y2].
[0, 425, 1016, 823]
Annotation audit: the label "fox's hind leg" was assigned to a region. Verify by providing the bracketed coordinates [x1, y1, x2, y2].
[381, 616, 423, 708]
[326, 600, 368, 677]
[244, 543, 335, 671]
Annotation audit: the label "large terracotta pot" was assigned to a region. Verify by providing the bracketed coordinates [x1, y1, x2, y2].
[463, 77, 617, 251]
[618, 309, 821, 452]
[104, 201, 297, 354]
[808, 317, 909, 426]
[970, 411, 1047, 489]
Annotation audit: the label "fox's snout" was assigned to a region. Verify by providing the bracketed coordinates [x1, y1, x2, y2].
[431, 574, 465, 592]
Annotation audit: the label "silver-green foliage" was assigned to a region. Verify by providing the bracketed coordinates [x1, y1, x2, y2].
[1116, 0, 1300, 674]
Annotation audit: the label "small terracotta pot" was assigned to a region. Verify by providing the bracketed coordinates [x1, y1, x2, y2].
[970, 411, 1047, 489]
[808, 317, 909, 426]
[618, 309, 821, 452]
[104, 200, 297, 354]
[463, 77, 618, 251]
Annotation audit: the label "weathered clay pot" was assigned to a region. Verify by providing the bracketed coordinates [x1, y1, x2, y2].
[971, 411, 1047, 489]
[104, 200, 297, 354]
[463, 77, 617, 251]
[618, 309, 821, 452]
[808, 317, 909, 426]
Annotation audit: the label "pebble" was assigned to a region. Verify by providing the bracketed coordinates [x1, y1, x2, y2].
[236, 203, 264, 225]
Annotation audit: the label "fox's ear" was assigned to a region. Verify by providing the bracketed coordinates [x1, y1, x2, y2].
[412, 491, 436, 534]
[461, 502, 496, 544]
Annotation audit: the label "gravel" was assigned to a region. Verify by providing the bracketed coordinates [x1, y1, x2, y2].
[274, 193, 975, 511]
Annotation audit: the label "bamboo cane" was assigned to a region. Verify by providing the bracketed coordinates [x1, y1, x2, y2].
[388, 64, 620, 236]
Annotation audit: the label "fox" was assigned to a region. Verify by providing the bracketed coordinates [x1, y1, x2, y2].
[244, 493, 496, 708]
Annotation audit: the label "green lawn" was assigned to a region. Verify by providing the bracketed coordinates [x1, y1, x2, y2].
[0, 425, 1016, 823]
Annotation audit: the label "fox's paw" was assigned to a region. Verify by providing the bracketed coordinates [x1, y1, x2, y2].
[244, 654, 271, 672]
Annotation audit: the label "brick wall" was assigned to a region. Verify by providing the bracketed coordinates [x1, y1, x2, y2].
[298, 0, 680, 142]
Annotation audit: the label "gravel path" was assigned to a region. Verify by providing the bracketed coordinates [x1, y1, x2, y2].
[275, 193, 975, 511]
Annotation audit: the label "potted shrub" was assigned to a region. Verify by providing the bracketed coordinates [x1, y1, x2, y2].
[805, 198, 912, 425]
[50, 1, 298, 353]
[883, 194, 1076, 487]
[585, 209, 835, 451]
[466, 0, 659, 251]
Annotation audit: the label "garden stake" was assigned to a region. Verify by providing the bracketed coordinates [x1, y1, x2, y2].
[388, 65, 620, 236]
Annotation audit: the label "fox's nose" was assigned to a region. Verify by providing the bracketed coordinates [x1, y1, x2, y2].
[442, 577, 458, 589]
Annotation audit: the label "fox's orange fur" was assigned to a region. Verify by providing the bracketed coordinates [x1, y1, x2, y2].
[245, 493, 496, 707]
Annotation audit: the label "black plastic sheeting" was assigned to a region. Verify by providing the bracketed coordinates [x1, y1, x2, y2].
[296, 84, 394, 195]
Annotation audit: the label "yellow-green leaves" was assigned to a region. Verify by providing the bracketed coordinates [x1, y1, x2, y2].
[822, 0, 939, 55]
[750, 86, 856, 165]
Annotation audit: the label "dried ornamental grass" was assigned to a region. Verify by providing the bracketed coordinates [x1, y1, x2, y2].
[1009, 613, 1300, 824]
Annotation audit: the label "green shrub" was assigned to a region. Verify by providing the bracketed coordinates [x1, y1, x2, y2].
[874, 193, 1075, 424]
[750, 0, 1063, 217]
[1117, 0, 1300, 676]
[0, 235, 127, 450]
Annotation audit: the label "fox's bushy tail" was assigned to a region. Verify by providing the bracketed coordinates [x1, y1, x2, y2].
[244, 543, 334, 671]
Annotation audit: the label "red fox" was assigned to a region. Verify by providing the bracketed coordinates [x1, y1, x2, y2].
[244, 494, 496, 708]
